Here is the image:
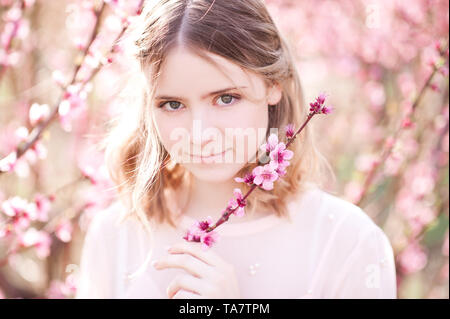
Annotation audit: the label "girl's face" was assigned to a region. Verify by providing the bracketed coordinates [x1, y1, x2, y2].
[150, 46, 282, 183]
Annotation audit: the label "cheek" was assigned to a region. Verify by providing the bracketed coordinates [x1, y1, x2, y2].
[217, 102, 268, 134]
[230, 106, 268, 129]
[153, 112, 189, 152]
[222, 104, 268, 162]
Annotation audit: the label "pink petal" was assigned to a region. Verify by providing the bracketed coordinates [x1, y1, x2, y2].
[284, 150, 294, 160]
[269, 173, 279, 182]
[268, 134, 278, 147]
[233, 188, 243, 198]
[235, 207, 245, 217]
[253, 175, 263, 185]
[268, 160, 278, 171]
[228, 199, 237, 209]
[262, 181, 273, 190]
[252, 165, 263, 175]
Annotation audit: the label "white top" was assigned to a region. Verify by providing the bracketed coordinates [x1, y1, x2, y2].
[75, 186, 397, 298]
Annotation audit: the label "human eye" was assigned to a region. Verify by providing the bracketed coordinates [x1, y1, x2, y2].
[215, 93, 241, 107]
[158, 100, 185, 112]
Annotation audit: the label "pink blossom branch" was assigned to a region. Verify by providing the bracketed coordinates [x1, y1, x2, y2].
[0, 201, 90, 268]
[395, 193, 449, 284]
[411, 117, 449, 242]
[0, 2, 106, 173]
[355, 41, 449, 207]
[68, 2, 107, 88]
[0, 0, 26, 82]
[0, 174, 90, 266]
[0, 0, 145, 175]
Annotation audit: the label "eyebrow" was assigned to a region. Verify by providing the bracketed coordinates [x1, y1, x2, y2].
[154, 86, 247, 101]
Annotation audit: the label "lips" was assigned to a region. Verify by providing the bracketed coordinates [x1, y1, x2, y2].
[189, 149, 229, 159]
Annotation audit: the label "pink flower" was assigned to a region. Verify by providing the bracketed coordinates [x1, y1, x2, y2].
[55, 219, 73, 243]
[260, 133, 279, 153]
[269, 142, 293, 168]
[183, 216, 220, 250]
[57, 84, 87, 132]
[197, 216, 214, 232]
[285, 123, 295, 139]
[28, 103, 50, 126]
[252, 161, 279, 190]
[30, 140, 47, 160]
[1, 196, 37, 230]
[316, 92, 327, 105]
[321, 105, 334, 114]
[0, 151, 17, 173]
[18, 228, 52, 259]
[200, 230, 219, 250]
[33, 193, 52, 222]
[275, 164, 288, 177]
[234, 172, 255, 185]
[227, 188, 247, 217]
[309, 101, 321, 113]
[1, 196, 27, 217]
[309, 92, 334, 114]
[397, 241, 428, 275]
[401, 117, 414, 129]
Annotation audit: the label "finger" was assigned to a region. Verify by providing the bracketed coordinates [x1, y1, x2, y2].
[167, 274, 205, 298]
[155, 253, 214, 278]
[169, 241, 222, 266]
[172, 290, 203, 299]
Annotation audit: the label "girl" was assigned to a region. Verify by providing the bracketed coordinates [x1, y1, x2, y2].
[75, 0, 397, 299]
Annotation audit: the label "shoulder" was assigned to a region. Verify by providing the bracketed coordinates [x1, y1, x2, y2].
[82, 200, 129, 243]
[315, 191, 396, 298]
[317, 187, 383, 238]
[292, 185, 390, 252]
[291, 186, 396, 297]
[312, 188, 394, 267]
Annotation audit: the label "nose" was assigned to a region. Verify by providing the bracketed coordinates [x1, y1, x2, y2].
[190, 105, 213, 144]
[189, 107, 223, 155]
[190, 125, 215, 155]
[190, 104, 211, 126]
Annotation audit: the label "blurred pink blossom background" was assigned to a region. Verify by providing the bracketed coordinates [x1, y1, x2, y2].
[0, 0, 448, 298]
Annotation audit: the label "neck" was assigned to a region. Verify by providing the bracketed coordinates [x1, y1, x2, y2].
[180, 174, 264, 224]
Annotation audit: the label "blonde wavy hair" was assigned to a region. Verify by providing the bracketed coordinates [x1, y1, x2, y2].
[102, 0, 336, 240]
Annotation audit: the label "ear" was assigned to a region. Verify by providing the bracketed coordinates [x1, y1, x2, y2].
[267, 82, 282, 106]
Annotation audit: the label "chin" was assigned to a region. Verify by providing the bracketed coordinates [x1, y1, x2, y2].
[183, 162, 243, 183]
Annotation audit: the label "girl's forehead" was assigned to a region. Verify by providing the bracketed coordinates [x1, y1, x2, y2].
[154, 47, 266, 97]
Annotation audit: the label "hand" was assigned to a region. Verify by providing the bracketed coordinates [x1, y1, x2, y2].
[152, 241, 241, 299]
